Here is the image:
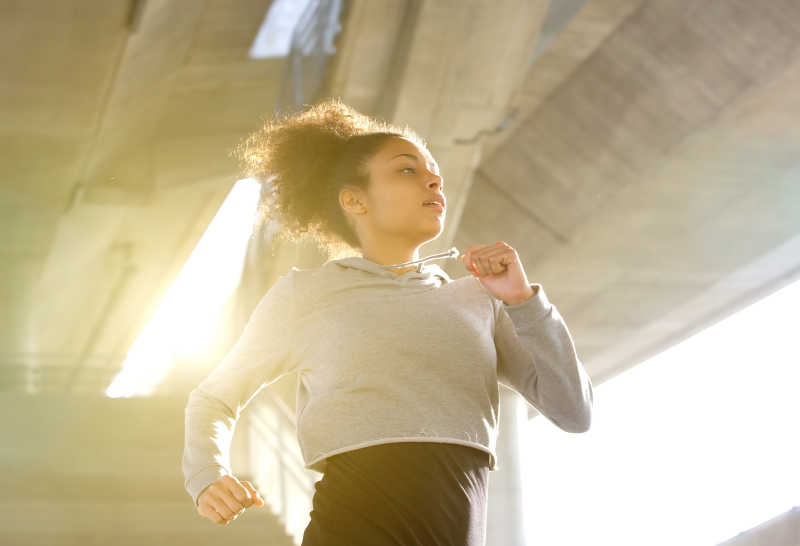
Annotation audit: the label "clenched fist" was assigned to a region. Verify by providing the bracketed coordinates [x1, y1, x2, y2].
[460, 241, 536, 305]
[196, 474, 265, 526]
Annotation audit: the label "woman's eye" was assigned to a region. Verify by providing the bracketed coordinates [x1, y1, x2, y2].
[400, 167, 416, 174]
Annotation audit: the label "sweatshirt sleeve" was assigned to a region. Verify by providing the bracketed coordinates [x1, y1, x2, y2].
[494, 282, 594, 433]
[182, 271, 296, 506]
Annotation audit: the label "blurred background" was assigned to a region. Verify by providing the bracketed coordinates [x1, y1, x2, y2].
[1, 0, 799, 545]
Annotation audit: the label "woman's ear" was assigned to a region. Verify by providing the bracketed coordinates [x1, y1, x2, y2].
[339, 186, 367, 216]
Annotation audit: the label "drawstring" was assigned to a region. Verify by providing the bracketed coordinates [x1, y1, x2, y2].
[379, 247, 461, 273]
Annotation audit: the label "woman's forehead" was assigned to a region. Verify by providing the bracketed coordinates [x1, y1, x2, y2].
[381, 137, 436, 165]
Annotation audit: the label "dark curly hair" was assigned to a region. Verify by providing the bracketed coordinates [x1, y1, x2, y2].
[229, 97, 432, 258]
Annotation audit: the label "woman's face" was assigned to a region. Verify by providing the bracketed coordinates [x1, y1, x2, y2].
[353, 136, 446, 245]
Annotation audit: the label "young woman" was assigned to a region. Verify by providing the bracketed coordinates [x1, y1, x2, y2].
[182, 98, 594, 545]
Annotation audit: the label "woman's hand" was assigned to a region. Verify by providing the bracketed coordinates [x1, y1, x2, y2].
[196, 474, 265, 526]
[460, 242, 536, 305]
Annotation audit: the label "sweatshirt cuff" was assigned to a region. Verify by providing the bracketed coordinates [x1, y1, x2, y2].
[502, 283, 551, 320]
[186, 464, 230, 507]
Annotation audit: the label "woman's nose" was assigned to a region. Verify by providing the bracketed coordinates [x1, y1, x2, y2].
[427, 174, 443, 190]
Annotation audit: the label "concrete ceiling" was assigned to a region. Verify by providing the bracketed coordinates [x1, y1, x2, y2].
[455, 0, 800, 385]
[3, 0, 799, 417]
[2, 0, 287, 392]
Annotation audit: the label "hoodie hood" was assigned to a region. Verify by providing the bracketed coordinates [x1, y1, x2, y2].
[323, 251, 453, 286]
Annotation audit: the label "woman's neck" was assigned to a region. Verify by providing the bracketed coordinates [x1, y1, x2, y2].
[361, 248, 420, 275]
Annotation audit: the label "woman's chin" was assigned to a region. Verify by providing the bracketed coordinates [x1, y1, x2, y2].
[423, 209, 445, 223]
[406, 210, 444, 239]
[423, 217, 445, 236]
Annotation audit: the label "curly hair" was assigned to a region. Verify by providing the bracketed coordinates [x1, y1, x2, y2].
[229, 97, 432, 258]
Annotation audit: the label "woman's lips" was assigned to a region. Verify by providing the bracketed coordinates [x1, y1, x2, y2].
[423, 203, 445, 212]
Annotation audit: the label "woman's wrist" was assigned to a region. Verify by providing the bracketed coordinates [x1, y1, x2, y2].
[502, 284, 537, 306]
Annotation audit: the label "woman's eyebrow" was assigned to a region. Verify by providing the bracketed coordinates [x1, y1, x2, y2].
[390, 153, 419, 161]
[390, 153, 440, 171]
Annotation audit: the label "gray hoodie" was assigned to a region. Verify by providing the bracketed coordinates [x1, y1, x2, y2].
[182, 252, 594, 506]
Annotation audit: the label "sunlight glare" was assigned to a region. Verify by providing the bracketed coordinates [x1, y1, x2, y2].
[105, 178, 262, 398]
[520, 277, 800, 546]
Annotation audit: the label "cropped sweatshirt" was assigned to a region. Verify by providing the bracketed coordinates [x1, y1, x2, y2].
[182, 252, 594, 506]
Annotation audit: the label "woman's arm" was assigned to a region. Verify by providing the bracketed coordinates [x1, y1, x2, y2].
[182, 271, 297, 506]
[494, 282, 594, 432]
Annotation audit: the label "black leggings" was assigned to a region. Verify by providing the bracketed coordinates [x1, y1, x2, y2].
[301, 441, 490, 546]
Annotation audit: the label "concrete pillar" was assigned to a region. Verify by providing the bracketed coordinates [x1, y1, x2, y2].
[487, 386, 527, 546]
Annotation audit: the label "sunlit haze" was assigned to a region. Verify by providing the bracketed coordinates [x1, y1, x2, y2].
[106, 178, 262, 398]
[520, 277, 800, 545]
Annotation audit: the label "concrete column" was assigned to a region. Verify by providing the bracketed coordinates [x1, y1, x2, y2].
[487, 386, 527, 546]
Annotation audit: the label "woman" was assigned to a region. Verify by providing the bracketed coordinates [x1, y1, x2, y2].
[181, 98, 594, 545]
